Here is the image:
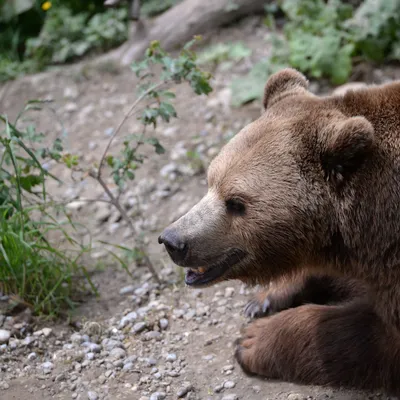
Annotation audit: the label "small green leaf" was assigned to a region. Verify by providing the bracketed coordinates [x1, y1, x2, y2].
[158, 102, 177, 122]
[131, 59, 149, 77]
[126, 170, 135, 180]
[146, 137, 166, 155]
[160, 91, 176, 99]
[106, 155, 114, 167]
[63, 154, 79, 169]
[19, 175, 44, 192]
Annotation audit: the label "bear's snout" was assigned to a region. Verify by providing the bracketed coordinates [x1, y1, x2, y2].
[158, 228, 188, 264]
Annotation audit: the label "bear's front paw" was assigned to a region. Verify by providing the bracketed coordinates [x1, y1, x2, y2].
[235, 319, 276, 378]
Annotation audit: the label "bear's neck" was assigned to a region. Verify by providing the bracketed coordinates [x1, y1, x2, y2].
[325, 82, 400, 286]
[324, 198, 400, 287]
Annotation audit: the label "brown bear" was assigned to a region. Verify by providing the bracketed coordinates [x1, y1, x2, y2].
[158, 68, 400, 395]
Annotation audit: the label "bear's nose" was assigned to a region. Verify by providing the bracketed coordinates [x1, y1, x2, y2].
[158, 229, 188, 264]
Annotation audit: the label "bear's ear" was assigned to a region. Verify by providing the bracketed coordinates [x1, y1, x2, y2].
[321, 116, 374, 186]
[263, 68, 309, 109]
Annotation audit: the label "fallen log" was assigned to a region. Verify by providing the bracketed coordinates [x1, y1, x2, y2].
[104, 0, 269, 66]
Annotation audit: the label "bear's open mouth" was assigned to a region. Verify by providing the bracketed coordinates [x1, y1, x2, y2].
[184, 249, 246, 287]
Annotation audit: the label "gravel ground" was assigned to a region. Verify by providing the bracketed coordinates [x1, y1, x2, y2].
[1, 16, 400, 400]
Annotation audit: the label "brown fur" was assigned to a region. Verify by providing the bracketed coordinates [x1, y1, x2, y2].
[244, 271, 369, 319]
[159, 68, 400, 394]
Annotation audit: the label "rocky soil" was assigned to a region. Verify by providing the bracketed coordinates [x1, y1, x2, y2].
[1, 16, 400, 400]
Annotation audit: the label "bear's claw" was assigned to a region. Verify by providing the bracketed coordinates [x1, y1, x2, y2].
[244, 297, 271, 319]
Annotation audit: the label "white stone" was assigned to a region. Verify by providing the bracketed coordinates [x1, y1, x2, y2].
[87, 391, 99, 400]
[33, 327, 52, 337]
[0, 329, 10, 344]
[119, 311, 137, 329]
[109, 347, 126, 360]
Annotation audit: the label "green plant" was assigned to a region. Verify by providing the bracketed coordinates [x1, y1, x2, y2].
[18, 37, 211, 285]
[25, 6, 128, 65]
[231, 60, 272, 107]
[0, 1, 128, 81]
[82, 38, 212, 282]
[232, 0, 400, 106]
[345, 0, 400, 62]
[197, 41, 252, 69]
[93, 37, 211, 191]
[0, 102, 94, 317]
[280, 0, 355, 84]
[276, 0, 400, 83]
[0, 38, 212, 313]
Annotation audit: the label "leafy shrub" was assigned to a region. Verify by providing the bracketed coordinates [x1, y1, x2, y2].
[232, 0, 400, 106]
[0, 38, 213, 312]
[0, 0, 128, 81]
[278, 0, 355, 85]
[0, 103, 93, 316]
[74, 38, 212, 283]
[346, 0, 400, 62]
[197, 41, 252, 69]
[231, 60, 271, 107]
[25, 6, 128, 65]
[100, 38, 212, 189]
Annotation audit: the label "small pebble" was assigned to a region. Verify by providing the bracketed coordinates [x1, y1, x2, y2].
[70, 333, 84, 344]
[144, 331, 162, 341]
[150, 392, 166, 400]
[0, 329, 10, 344]
[166, 353, 177, 362]
[119, 312, 138, 329]
[287, 394, 306, 400]
[214, 384, 224, 393]
[123, 362, 134, 371]
[87, 391, 99, 400]
[55, 373, 66, 382]
[105, 370, 113, 378]
[221, 395, 239, 400]
[132, 322, 147, 334]
[109, 347, 126, 360]
[40, 361, 54, 374]
[119, 285, 135, 295]
[22, 336, 35, 346]
[224, 380, 236, 389]
[159, 318, 169, 330]
[177, 382, 193, 398]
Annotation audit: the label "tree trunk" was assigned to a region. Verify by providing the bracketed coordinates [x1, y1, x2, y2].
[105, 0, 269, 66]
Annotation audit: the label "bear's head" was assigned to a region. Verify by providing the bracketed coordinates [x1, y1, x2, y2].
[159, 68, 375, 287]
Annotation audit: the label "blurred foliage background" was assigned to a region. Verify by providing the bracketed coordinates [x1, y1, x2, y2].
[0, 0, 183, 82]
[1, 0, 400, 91]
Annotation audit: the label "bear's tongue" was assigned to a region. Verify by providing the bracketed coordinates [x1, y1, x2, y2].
[185, 265, 229, 286]
[184, 250, 246, 287]
[185, 267, 208, 286]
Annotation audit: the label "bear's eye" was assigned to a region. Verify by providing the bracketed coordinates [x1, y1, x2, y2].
[226, 198, 246, 215]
